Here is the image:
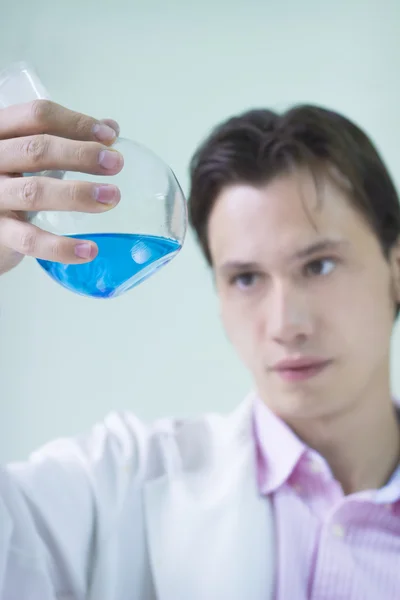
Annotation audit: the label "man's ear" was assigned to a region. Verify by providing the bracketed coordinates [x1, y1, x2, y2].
[389, 238, 400, 303]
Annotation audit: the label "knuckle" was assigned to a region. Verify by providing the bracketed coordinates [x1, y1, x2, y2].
[47, 237, 63, 261]
[23, 134, 49, 164]
[20, 178, 41, 210]
[29, 99, 54, 126]
[18, 230, 37, 255]
[68, 182, 82, 206]
[73, 114, 92, 139]
[74, 141, 93, 165]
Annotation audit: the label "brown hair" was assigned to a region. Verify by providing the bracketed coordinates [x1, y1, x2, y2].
[188, 105, 400, 267]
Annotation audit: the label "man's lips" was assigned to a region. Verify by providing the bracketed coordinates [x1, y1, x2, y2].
[271, 357, 332, 382]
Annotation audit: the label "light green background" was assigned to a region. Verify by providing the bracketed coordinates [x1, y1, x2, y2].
[0, 0, 399, 461]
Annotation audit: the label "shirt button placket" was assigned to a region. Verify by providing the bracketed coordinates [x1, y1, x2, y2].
[310, 519, 351, 600]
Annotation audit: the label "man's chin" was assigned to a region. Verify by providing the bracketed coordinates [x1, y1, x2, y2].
[257, 383, 331, 421]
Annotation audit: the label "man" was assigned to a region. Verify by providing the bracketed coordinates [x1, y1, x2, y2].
[0, 99, 399, 599]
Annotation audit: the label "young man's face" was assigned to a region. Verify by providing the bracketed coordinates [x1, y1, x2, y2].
[208, 169, 400, 421]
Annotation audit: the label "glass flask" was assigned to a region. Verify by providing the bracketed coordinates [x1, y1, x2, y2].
[0, 61, 187, 299]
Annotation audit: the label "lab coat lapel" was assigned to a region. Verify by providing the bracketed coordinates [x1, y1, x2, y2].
[144, 399, 275, 600]
[0, 496, 13, 588]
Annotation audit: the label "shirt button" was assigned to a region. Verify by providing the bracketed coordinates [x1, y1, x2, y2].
[332, 524, 345, 538]
[310, 460, 323, 473]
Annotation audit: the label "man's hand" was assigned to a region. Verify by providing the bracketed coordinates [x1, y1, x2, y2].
[0, 99, 123, 274]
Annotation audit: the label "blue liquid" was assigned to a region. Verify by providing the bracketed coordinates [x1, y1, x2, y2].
[37, 233, 181, 299]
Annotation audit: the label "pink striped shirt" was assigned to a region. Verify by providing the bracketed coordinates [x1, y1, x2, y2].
[253, 396, 400, 599]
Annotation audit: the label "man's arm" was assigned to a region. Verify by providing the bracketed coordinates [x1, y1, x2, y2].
[1, 411, 150, 599]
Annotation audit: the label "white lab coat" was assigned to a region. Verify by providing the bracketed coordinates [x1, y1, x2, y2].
[0, 396, 275, 600]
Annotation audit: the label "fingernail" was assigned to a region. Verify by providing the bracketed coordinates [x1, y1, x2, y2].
[75, 243, 95, 259]
[93, 123, 117, 142]
[100, 118, 120, 137]
[93, 184, 120, 204]
[98, 149, 122, 170]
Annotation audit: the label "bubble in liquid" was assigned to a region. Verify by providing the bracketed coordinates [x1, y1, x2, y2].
[131, 240, 152, 264]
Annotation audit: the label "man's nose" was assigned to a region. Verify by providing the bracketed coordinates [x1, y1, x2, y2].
[266, 282, 314, 347]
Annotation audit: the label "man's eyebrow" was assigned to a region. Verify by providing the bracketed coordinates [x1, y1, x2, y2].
[217, 239, 349, 274]
[291, 239, 349, 261]
[218, 261, 261, 274]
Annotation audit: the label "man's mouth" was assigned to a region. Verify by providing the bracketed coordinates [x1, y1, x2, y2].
[272, 357, 332, 382]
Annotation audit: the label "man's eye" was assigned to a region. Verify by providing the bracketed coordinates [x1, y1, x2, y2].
[230, 273, 260, 289]
[304, 258, 336, 277]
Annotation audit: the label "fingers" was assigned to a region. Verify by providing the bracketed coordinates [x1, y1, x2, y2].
[0, 100, 119, 145]
[0, 175, 121, 213]
[0, 215, 98, 263]
[0, 134, 124, 175]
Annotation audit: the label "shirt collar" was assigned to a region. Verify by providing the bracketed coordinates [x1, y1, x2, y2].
[252, 394, 307, 494]
[252, 393, 400, 503]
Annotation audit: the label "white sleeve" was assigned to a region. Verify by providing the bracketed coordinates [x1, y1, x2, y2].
[1, 411, 150, 600]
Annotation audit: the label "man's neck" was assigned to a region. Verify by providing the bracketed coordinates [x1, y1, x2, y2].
[286, 391, 400, 495]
